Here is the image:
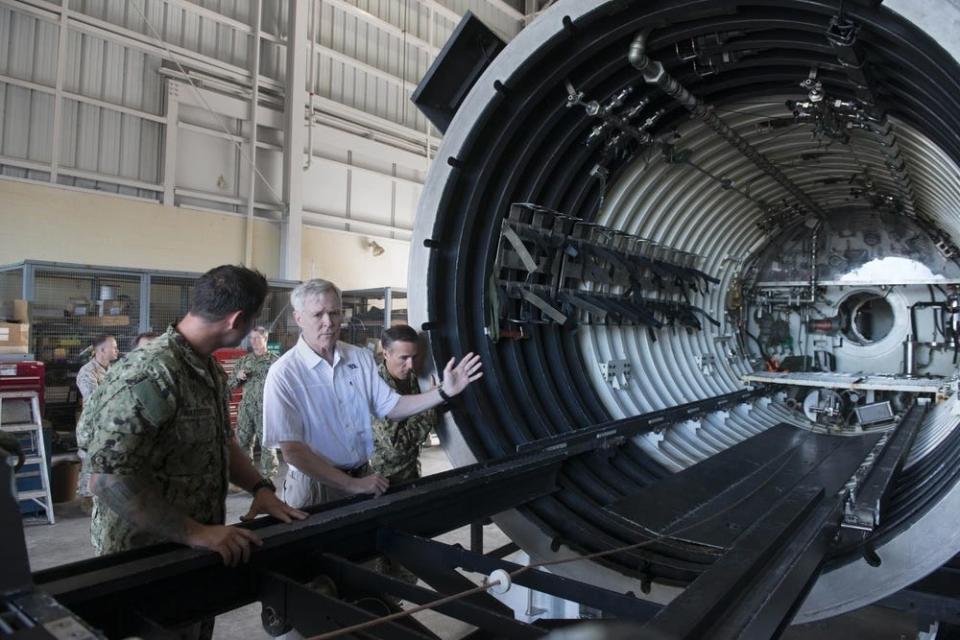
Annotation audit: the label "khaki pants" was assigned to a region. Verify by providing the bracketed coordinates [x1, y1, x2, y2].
[281, 464, 370, 509]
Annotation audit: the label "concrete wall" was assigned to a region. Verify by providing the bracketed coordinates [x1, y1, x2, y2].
[0, 178, 411, 288]
[301, 226, 410, 290]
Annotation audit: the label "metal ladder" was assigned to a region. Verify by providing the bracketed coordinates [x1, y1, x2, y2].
[0, 390, 54, 524]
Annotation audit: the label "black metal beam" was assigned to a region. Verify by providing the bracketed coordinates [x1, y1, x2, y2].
[259, 570, 437, 640]
[32, 448, 564, 635]
[378, 530, 661, 622]
[378, 542, 516, 617]
[639, 485, 840, 639]
[515, 388, 767, 454]
[840, 401, 927, 540]
[311, 553, 545, 639]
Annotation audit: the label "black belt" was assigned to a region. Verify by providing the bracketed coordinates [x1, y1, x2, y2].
[340, 463, 369, 478]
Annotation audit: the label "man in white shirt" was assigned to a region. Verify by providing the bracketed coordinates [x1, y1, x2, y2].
[263, 279, 482, 508]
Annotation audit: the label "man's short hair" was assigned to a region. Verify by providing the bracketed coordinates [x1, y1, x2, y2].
[189, 265, 268, 322]
[381, 325, 419, 349]
[291, 279, 341, 312]
[251, 325, 269, 338]
[92, 335, 114, 349]
[134, 332, 157, 344]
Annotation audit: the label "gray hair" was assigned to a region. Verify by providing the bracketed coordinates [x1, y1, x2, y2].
[291, 279, 342, 312]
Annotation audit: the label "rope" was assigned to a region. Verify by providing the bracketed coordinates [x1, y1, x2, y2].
[304, 521, 720, 639]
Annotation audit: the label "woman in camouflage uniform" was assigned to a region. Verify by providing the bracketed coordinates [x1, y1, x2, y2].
[228, 326, 279, 478]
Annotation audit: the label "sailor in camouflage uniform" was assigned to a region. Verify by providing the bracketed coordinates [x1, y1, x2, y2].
[75, 334, 119, 504]
[82, 266, 305, 572]
[369, 325, 439, 585]
[227, 326, 278, 478]
[369, 326, 438, 484]
[76, 335, 119, 400]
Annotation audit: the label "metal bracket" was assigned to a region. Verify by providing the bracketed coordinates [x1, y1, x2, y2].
[696, 354, 717, 375]
[600, 359, 631, 389]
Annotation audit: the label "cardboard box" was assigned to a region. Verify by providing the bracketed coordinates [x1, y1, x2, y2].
[0, 299, 29, 323]
[68, 297, 92, 317]
[78, 315, 130, 327]
[0, 322, 29, 353]
[32, 305, 65, 319]
[99, 300, 126, 317]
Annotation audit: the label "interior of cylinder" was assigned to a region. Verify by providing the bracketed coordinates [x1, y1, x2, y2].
[418, 0, 960, 615]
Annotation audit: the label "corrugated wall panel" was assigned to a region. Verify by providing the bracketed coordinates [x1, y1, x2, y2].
[32, 16, 60, 86]
[71, 0, 250, 70]
[4, 8, 37, 84]
[2, 0, 517, 231]
[0, 85, 53, 163]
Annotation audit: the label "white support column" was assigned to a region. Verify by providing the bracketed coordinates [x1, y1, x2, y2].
[162, 82, 180, 207]
[524, 0, 538, 25]
[244, 0, 263, 267]
[49, 0, 69, 182]
[280, 0, 309, 280]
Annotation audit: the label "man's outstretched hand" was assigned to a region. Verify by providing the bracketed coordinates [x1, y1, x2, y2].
[440, 353, 483, 397]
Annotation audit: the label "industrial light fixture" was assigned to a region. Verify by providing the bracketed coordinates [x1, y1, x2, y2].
[367, 239, 385, 257]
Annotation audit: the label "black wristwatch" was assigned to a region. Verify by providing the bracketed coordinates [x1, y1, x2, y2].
[438, 387, 452, 403]
[251, 478, 276, 495]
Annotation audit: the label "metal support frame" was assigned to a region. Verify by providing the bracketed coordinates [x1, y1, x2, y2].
[378, 530, 663, 622]
[244, 0, 264, 268]
[47, 0, 68, 184]
[840, 401, 927, 540]
[5, 405, 956, 638]
[259, 570, 438, 639]
[311, 553, 543, 638]
[280, 0, 308, 280]
[138, 274, 151, 334]
[384, 287, 393, 331]
[28, 447, 564, 637]
[20, 262, 35, 301]
[162, 81, 180, 207]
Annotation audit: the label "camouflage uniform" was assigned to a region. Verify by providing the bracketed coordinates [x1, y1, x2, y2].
[75, 358, 110, 499]
[76, 358, 109, 400]
[370, 362, 437, 585]
[369, 363, 438, 484]
[227, 352, 278, 478]
[80, 325, 230, 555]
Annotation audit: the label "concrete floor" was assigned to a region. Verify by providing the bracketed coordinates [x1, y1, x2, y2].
[23, 446, 924, 639]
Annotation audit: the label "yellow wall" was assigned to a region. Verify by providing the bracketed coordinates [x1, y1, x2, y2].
[0, 179, 411, 289]
[301, 226, 410, 290]
[0, 179, 281, 276]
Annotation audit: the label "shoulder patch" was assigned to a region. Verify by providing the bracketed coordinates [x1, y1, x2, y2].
[131, 378, 174, 426]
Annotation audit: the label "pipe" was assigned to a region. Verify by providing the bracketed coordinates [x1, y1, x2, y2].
[910, 301, 944, 343]
[903, 338, 916, 377]
[304, 0, 319, 171]
[628, 30, 827, 219]
[243, 0, 263, 267]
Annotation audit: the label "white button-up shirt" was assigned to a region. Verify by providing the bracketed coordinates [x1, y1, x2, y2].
[262, 338, 400, 470]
